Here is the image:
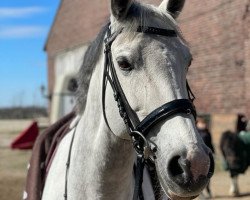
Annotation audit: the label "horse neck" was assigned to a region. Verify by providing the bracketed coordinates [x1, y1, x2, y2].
[69, 52, 135, 199]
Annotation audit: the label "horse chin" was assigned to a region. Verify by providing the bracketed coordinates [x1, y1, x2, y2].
[157, 170, 206, 200]
[159, 180, 201, 200]
[166, 191, 199, 200]
[160, 182, 200, 200]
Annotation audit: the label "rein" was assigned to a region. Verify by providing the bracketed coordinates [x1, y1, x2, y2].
[102, 24, 196, 200]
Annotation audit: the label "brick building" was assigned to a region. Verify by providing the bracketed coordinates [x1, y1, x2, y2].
[180, 0, 250, 117]
[44, 0, 250, 121]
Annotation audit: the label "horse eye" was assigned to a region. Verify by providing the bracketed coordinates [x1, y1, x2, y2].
[117, 59, 132, 71]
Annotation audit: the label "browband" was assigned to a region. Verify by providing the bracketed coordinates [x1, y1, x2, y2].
[104, 26, 177, 47]
[137, 26, 177, 37]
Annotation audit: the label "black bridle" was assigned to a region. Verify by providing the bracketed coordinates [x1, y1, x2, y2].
[64, 24, 196, 200]
[102, 24, 196, 200]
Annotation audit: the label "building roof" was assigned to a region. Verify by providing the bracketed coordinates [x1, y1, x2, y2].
[44, 0, 161, 54]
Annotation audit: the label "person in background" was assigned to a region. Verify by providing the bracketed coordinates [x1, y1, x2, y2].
[196, 117, 215, 199]
[197, 117, 215, 154]
[236, 114, 247, 133]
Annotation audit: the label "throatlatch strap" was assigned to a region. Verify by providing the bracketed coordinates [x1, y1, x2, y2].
[103, 25, 141, 131]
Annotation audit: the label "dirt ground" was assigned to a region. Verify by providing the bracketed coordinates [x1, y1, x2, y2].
[0, 120, 250, 200]
[204, 169, 250, 200]
[0, 131, 31, 200]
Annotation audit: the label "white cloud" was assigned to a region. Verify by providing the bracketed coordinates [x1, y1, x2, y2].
[0, 25, 47, 39]
[0, 7, 47, 18]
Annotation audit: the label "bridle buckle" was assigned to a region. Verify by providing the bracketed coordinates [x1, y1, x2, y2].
[186, 109, 192, 115]
[131, 131, 152, 159]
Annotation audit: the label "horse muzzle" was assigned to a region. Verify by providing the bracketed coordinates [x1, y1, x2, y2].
[158, 149, 214, 199]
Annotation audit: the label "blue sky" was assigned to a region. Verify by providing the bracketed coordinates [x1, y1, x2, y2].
[0, 0, 60, 107]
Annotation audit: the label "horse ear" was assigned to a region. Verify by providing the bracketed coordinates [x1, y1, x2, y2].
[111, 0, 132, 21]
[159, 0, 185, 19]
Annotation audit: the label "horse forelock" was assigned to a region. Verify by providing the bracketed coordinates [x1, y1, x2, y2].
[111, 2, 186, 42]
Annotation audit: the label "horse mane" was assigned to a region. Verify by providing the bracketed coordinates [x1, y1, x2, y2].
[76, 2, 184, 113]
[76, 22, 110, 113]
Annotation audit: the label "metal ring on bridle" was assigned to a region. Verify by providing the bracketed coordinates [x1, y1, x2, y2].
[131, 131, 151, 157]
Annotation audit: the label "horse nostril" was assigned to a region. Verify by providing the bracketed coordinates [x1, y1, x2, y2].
[168, 155, 191, 183]
[169, 156, 183, 177]
[167, 152, 212, 192]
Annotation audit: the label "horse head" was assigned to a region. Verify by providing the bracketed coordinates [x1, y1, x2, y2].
[104, 0, 214, 198]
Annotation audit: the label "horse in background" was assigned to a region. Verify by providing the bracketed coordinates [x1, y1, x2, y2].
[220, 130, 250, 196]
